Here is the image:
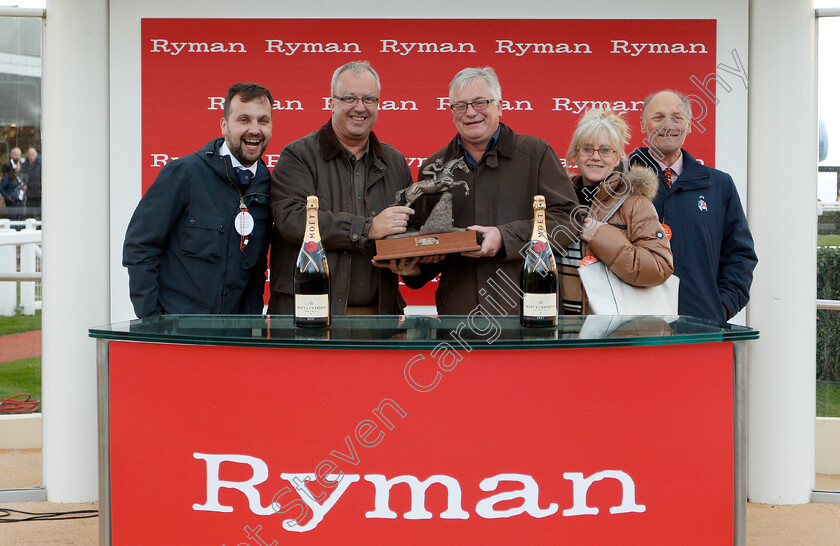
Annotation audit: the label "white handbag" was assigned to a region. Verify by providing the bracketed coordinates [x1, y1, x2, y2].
[578, 189, 679, 315]
[579, 260, 679, 315]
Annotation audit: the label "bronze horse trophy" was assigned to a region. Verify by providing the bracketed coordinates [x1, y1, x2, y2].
[392, 157, 470, 210]
[374, 157, 481, 261]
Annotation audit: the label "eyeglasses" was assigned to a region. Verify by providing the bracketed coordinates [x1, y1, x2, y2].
[332, 95, 380, 106]
[577, 146, 616, 158]
[450, 99, 495, 113]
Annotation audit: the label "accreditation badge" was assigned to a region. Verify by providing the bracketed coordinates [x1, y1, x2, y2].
[235, 210, 254, 236]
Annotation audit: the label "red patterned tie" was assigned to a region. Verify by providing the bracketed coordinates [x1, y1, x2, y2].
[664, 167, 673, 187]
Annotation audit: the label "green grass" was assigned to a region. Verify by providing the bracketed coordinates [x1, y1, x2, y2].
[818, 235, 840, 247]
[817, 381, 840, 417]
[0, 356, 41, 411]
[0, 310, 41, 336]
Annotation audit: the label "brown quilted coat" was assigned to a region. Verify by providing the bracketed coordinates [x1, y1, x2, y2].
[567, 165, 674, 314]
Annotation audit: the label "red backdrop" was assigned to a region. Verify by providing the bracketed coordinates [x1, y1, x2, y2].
[142, 18, 717, 190]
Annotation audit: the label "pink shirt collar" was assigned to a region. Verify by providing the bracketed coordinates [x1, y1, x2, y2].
[652, 151, 684, 181]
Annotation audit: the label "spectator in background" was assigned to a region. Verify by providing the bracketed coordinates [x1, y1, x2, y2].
[1, 147, 24, 217]
[21, 147, 41, 217]
[2, 147, 21, 183]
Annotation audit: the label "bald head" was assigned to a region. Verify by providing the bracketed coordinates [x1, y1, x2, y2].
[641, 90, 693, 121]
[640, 90, 693, 165]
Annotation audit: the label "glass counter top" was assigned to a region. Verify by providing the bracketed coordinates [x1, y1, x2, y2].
[89, 314, 759, 350]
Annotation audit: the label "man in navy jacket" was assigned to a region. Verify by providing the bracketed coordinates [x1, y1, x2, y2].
[123, 83, 274, 317]
[630, 90, 757, 322]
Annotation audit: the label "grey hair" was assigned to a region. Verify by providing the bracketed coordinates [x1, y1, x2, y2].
[449, 67, 503, 103]
[641, 89, 693, 120]
[331, 61, 381, 96]
[566, 109, 630, 168]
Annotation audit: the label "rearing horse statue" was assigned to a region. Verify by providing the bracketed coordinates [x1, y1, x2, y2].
[392, 157, 470, 209]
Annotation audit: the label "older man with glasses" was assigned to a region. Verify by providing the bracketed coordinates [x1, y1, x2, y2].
[268, 61, 414, 316]
[401, 66, 580, 316]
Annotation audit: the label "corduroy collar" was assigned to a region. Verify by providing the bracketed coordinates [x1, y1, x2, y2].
[317, 119, 388, 166]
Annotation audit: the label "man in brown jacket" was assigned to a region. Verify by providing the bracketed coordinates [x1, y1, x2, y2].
[268, 61, 414, 315]
[401, 67, 580, 316]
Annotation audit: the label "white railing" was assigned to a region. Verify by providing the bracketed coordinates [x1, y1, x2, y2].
[818, 201, 840, 215]
[0, 218, 42, 316]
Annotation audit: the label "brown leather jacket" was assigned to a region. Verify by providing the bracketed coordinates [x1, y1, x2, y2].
[267, 120, 413, 315]
[563, 165, 674, 314]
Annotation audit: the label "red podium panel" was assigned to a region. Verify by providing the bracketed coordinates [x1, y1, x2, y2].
[107, 340, 733, 545]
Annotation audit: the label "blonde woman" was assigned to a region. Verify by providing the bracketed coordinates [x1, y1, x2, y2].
[560, 109, 673, 314]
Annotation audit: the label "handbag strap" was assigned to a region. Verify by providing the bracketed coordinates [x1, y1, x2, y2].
[597, 186, 631, 223]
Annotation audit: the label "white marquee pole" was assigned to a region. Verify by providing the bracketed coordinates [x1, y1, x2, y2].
[747, 0, 816, 504]
[41, 0, 110, 501]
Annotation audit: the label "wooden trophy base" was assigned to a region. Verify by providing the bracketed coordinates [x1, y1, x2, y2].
[373, 230, 481, 261]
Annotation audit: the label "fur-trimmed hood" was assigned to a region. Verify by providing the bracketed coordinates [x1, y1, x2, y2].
[615, 164, 659, 200]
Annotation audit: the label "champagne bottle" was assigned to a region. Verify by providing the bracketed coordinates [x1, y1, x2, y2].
[294, 196, 331, 328]
[520, 195, 558, 328]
